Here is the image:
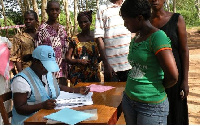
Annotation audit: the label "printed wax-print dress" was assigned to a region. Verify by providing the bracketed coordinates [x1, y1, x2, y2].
[69, 37, 101, 85]
[35, 22, 68, 78]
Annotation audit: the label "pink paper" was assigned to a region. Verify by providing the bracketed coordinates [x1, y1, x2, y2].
[88, 84, 115, 92]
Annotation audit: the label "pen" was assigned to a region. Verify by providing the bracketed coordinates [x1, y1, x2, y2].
[84, 87, 90, 93]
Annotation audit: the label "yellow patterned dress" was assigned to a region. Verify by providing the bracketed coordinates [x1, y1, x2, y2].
[69, 37, 101, 85]
[10, 31, 35, 70]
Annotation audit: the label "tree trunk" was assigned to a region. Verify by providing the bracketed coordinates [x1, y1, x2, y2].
[173, 0, 176, 13]
[195, 0, 200, 19]
[26, 0, 31, 11]
[63, 0, 72, 36]
[73, 0, 78, 36]
[96, 0, 99, 10]
[41, 0, 48, 23]
[17, 0, 25, 16]
[23, 0, 30, 12]
[32, 0, 39, 21]
[77, 0, 81, 12]
[86, 0, 88, 11]
[166, 0, 170, 11]
[1, 0, 8, 37]
[80, 0, 84, 11]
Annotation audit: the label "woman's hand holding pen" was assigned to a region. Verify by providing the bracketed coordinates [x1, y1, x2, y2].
[77, 86, 90, 95]
[42, 99, 56, 110]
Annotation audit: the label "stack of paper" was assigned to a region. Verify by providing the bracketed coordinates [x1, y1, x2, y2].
[55, 91, 93, 109]
[44, 108, 95, 125]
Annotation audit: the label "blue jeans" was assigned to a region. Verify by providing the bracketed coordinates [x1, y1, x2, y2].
[122, 92, 169, 125]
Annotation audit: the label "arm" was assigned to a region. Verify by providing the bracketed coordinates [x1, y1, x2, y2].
[10, 36, 23, 72]
[96, 37, 115, 79]
[156, 50, 178, 88]
[59, 84, 90, 95]
[14, 61, 23, 72]
[65, 41, 89, 65]
[177, 15, 189, 99]
[94, 7, 115, 79]
[13, 93, 56, 115]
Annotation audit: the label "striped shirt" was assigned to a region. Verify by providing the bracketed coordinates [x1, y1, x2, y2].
[94, 0, 132, 72]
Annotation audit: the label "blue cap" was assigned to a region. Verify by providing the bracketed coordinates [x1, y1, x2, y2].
[32, 45, 59, 72]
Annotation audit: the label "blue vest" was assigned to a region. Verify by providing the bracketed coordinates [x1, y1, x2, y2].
[11, 67, 60, 125]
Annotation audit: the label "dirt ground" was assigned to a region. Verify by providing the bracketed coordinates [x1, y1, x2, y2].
[187, 28, 200, 124]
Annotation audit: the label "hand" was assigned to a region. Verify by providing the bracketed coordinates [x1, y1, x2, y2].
[180, 81, 189, 100]
[42, 99, 56, 110]
[104, 64, 116, 81]
[79, 59, 90, 65]
[79, 86, 90, 95]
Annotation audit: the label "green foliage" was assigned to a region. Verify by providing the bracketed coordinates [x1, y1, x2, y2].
[59, 11, 67, 26]
[5, 10, 24, 25]
[176, 0, 200, 26]
[87, 0, 98, 12]
[177, 10, 200, 26]
[0, 18, 17, 37]
[1, 0, 200, 37]
[164, 0, 200, 26]
[59, 11, 96, 33]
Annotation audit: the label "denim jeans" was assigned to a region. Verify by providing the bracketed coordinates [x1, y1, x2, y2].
[122, 92, 169, 125]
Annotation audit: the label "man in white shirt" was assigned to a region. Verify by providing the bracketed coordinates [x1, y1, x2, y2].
[94, 0, 132, 82]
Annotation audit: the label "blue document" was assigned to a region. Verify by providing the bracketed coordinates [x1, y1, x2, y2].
[44, 108, 94, 125]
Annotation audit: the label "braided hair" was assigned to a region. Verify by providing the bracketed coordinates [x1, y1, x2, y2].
[120, 0, 151, 20]
[77, 10, 93, 23]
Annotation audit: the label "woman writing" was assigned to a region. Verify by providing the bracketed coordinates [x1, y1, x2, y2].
[120, 0, 178, 124]
[11, 45, 89, 125]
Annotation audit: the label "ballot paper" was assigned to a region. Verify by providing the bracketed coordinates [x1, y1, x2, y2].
[46, 109, 98, 124]
[88, 84, 115, 92]
[55, 91, 93, 109]
[44, 108, 94, 125]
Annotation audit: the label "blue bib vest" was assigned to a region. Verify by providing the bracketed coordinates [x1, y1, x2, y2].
[10, 67, 60, 125]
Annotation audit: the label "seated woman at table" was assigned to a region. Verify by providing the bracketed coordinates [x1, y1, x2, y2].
[10, 45, 90, 125]
[120, 0, 178, 125]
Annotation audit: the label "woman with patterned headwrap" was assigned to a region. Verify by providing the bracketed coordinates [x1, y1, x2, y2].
[66, 10, 101, 85]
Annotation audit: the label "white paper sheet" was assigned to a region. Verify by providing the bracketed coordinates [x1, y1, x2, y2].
[55, 91, 93, 109]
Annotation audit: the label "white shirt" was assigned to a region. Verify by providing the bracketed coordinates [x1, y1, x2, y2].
[94, 0, 132, 72]
[11, 75, 50, 98]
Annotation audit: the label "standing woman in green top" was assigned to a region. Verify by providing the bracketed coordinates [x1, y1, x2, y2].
[120, 0, 178, 125]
